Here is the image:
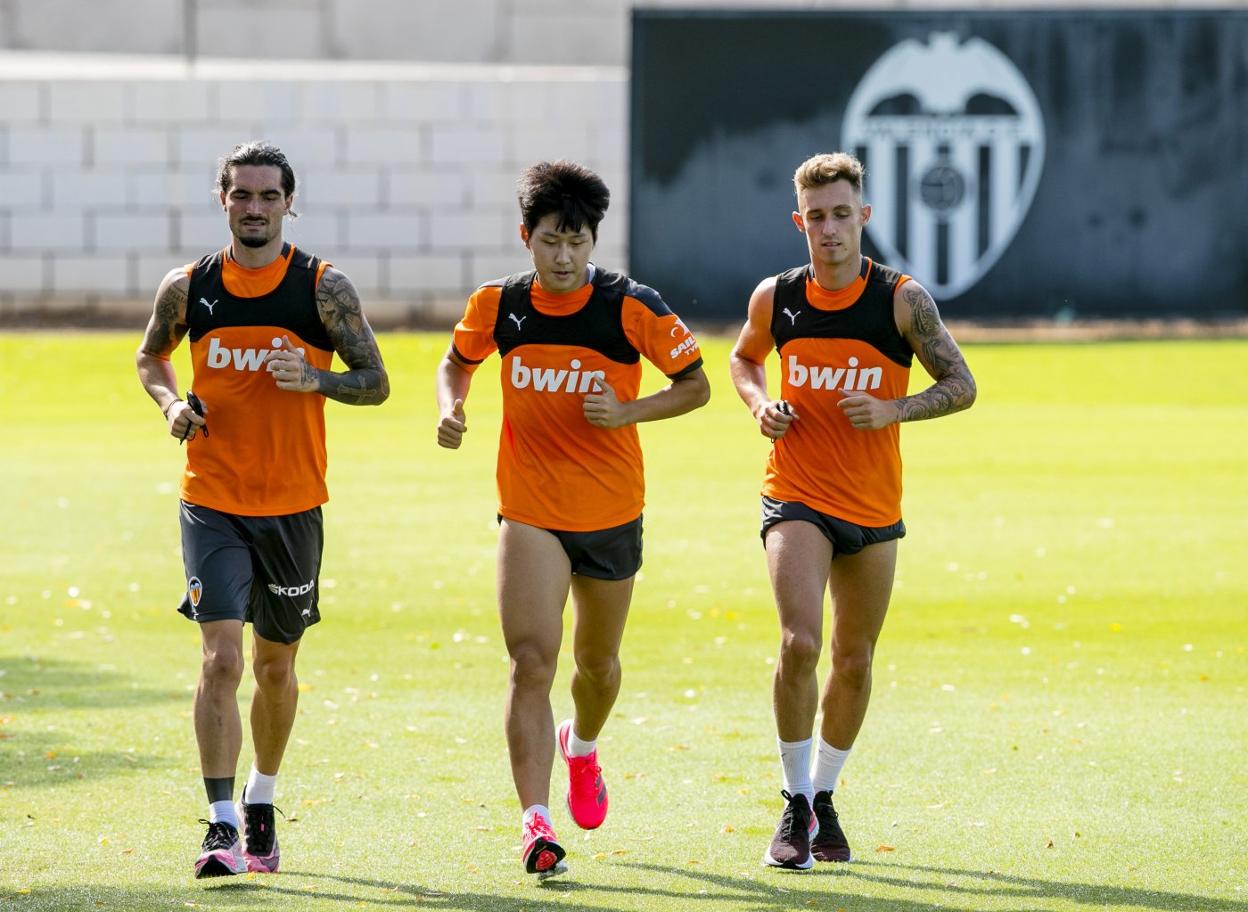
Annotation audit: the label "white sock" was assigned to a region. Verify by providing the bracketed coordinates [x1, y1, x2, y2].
[566, 725, 597, 758]
[812, 738, 851, 795]
[245, 767, 277, 805]
[522, 804, 552, 833]
[209, 800, 238, 829]
[778, 737, 814, 803]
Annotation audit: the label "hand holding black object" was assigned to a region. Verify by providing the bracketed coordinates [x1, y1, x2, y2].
[181, 391, 208, 444]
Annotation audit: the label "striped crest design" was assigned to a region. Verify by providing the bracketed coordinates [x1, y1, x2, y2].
[843, 32, 1045, 300]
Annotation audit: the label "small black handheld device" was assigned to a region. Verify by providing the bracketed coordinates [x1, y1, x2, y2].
[181, 391, 208, 443]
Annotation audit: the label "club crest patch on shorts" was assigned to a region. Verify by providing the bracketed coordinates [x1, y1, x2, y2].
[187, 576, 203, 612]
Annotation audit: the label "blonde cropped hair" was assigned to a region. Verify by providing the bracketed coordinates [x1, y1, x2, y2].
[793, 152, 865, 199]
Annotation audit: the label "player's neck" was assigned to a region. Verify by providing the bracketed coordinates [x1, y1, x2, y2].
[228, 237, 285, 270]
[808, 254, 862, 293]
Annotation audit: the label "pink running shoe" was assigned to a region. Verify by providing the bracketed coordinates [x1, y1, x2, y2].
[557, 719, 608, 829]
[236, 789, 281, 873]
[193, 820, 247, 879]
[521, 814, 567, 877]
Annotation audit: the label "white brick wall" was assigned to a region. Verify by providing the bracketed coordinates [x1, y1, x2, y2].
[0, 172, 45, 209]
[52, 171, 129, 210]
[388, 171, 468, 209]
[95, 127, 173, 167]
[48, 81, 128, 123]
[131, 82, 214, 124]
[11, 214, 87, 251]
[52, 254, 130, 293]
[0, 83, 42, 122]
[0, 55, 628, 321]
[344, 127, 424, 167]
[0, 255, 46, 292]
[10, 127, 85, 165]
[390, 254, 466, 294]
[346, 212, 428, 251]
[94, 213, 170, 252]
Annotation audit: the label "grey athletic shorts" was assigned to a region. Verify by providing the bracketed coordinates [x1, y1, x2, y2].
[177, 501, 323, 644]
[760, 496, 905, 557]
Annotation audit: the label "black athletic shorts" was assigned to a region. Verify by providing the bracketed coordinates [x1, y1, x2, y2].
[500, 515, 643, 581]
[760, 496, 905, 557]
[177, 501, 323, 645]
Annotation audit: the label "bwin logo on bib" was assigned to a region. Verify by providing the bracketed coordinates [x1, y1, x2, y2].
[206, 336, 305, 371]
[510, 356, 606, 394]
[842, 32, 1045, 300]
[788, 355, 882, 392]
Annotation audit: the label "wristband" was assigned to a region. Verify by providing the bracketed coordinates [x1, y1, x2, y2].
[162, 398, 182, 418]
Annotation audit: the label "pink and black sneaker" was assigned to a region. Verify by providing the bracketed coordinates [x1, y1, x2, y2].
[521, 814, 567, 879]
[236, 789, 281, 873]
[557, 719, 608, 830]
[193, 820, 247, 879]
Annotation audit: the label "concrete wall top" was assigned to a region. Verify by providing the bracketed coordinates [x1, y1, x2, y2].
[1, 0, 1235, 67]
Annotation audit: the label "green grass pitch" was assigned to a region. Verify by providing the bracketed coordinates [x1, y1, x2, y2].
[0, 332, 1245, 911]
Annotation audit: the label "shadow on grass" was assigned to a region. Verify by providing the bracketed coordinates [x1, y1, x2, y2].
[0, 654, 183, 713]
[845, 861, 1248, 912]
[0, 879, 625, 912]
[0, 654, 180, 789]
[4, 862, 1242, 912]
[275, 872, 620, 910]
[617, 860, 1248, 912]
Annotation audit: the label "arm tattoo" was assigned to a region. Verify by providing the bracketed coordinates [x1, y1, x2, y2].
[140, 274, 189, 357]
[314, 268, 390, 406]
[896, 283, 977, 422]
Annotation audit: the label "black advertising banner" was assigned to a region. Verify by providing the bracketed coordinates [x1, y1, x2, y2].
[630, 10, 1248, 319]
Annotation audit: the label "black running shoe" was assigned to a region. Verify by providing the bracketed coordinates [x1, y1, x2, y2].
[193, 820, 246, 878]
[763, 789, 818, 870]
[811, 791, 852, 862]
[236, 790, 282, 873]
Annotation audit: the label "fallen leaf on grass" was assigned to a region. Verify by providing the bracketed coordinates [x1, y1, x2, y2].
[1046, 839, 1055, 848]
[875, 844, 895, 852]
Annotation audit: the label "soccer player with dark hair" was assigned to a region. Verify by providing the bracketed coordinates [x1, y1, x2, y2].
[136, 141, 389, 878]
[436, 159, 710, 879]
[730, 152, 976, 869]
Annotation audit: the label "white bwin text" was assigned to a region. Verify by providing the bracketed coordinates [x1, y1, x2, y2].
[787, 355, 883, 391]
[206, 336, 305, 372]
[510, 356, 607, 393]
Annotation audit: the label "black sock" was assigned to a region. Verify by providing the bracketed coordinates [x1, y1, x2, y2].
[204, 776, 235, 805]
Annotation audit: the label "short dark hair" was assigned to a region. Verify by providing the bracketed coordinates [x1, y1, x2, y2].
[216, 141, 297, 198]
[517, 160, 610, 241]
